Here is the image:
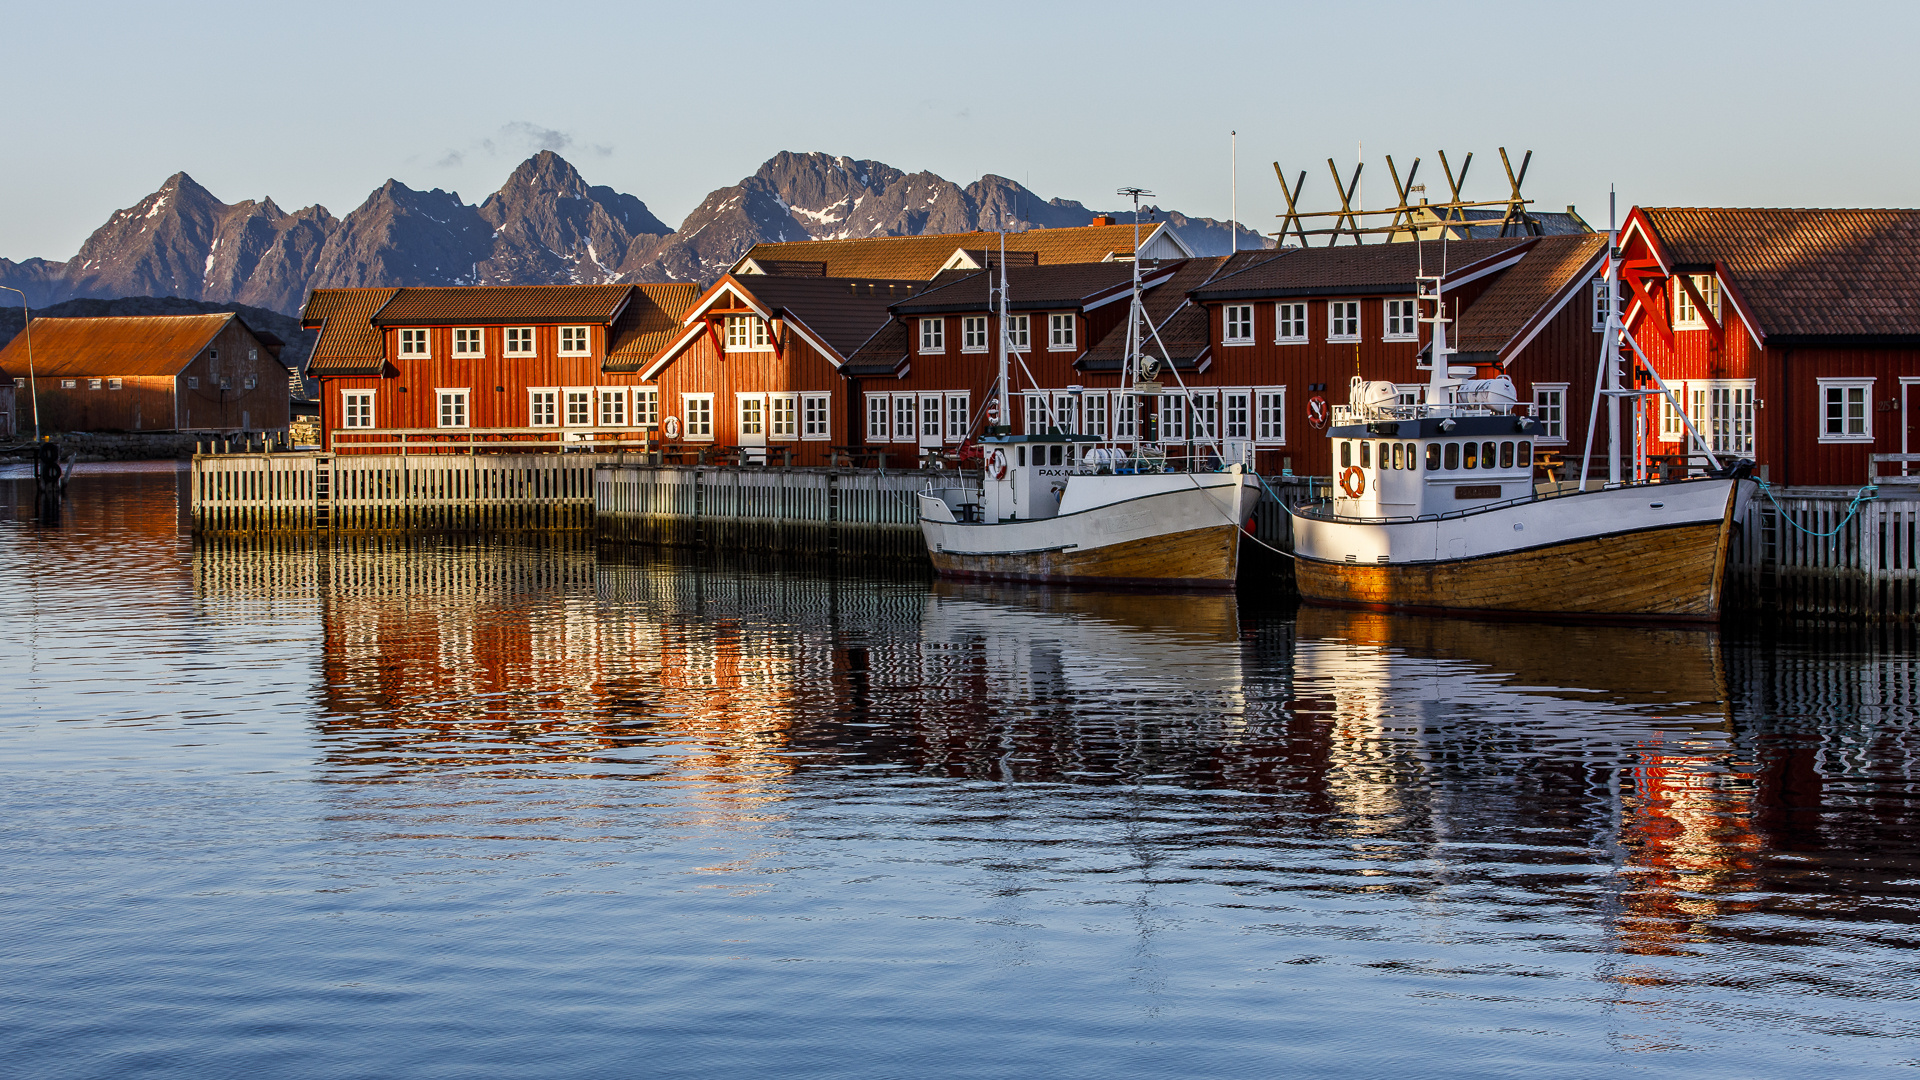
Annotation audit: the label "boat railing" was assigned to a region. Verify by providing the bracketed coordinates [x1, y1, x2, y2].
[1331, 403, 1505, 424]
[1290, 477, 1715, 525]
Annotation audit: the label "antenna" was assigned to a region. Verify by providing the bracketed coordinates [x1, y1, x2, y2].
[1230, 131, 1238, 253]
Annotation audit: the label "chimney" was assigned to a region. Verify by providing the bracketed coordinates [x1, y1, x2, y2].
[1090, 215, 1115, 227]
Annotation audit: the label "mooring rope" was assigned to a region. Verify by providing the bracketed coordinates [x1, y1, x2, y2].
[1754, 479, 1878, 540]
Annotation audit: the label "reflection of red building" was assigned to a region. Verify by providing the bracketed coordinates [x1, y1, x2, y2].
[1616, 747, 1765, 955]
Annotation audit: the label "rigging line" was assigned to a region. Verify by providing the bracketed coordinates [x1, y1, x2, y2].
[1756, 479, 1878, 540]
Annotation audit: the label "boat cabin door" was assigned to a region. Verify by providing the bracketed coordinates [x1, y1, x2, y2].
[736, 393, 767, 463]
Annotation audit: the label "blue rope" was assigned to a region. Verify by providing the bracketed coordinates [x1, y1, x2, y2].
[1756, 478, 1877, 539]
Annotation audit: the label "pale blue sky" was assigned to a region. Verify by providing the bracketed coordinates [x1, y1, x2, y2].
[6, 0, 1916, 260]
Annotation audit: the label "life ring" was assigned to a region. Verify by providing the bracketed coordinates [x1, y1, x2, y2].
[1307, 394, 1328, 430]
[663, 415, 680, 439]
[1339, 465, 1366, 499]
[985, 448, 1008, 480]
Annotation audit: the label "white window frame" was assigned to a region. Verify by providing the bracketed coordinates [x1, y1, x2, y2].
[1048, 313, 1076, 352]
[558, 325, 592, 356]
[893, 395, 919, 443]
[682, 393, 714, 441]
[108, 378, 123, 390]
[1591, 280, 1613, 331]
[802, 394, 831, 441]
[341, 389, 375, 429]
[1689, 379, 1755, 456]
[1255, 387, 1287, 446]
[1658, 384, 1686, 444]
[452, 327, 485, 357]
[737, 393, 765, 439]
[769, 392, 799, 440]
[1222, 388, 1252, 441]
[436, 388, 469, 429]
[724, 314, 772, 352]
[1008, 314, 1030, 350]
[1023, 392, 1050, 435]
[1081, 391, 1108, 441]
[563, 387, 593, 427]
[919, 318, 945, 354]
[1531, 383, 1569, 445]
[1223, 304, 1255, 345]
[1672, 275, 1719, 330]
[1327, 300, 1361, 342]
[89, 378, 102, 390]
[1383, 299, 1418, 341]
[866, 394, 891, 442]
[944, 392, 970, 443]
[1188, 390, 1221, 443]
[1818, 377, 1875, 443]
[1159, 391, 1188, 442]
[598, 387, 629, 428]
[1275, 302, 1308, 343]
[397, 328, 430, 357]
[527, 388, 558, 427]
[961, 316, 988, 353]
[1114, 393, 1139, 441]
[635, 387, 659, 428]
[504, 327, 536, 357]
[1051, 391, 1080, 436]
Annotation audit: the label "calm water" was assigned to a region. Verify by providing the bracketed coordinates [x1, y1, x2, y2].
[3, 464, 1919, 1079]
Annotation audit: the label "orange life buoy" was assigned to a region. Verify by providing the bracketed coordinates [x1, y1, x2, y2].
[985, 448, 1008, 480]
[1339, 465, 1366, 499]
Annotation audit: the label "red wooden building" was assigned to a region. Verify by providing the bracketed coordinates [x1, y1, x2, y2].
[732, 220, 1195, 280]
[1617, 207, 1920, 489]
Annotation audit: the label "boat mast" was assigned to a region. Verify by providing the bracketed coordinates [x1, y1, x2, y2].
[1605, 190, 1623, 488]
[996, 232, 1011, 435]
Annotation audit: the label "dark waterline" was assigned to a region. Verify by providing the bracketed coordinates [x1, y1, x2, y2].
[3, 465, 1918, 1079]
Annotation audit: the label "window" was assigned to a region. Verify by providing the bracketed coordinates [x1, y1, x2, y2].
[1160, 393, 1187, 441]
[802, 394, 831, 440]
[724, 315, 771, 351]
[564, 388, 592, 427]
[185, 377, 197, 389]
[88, 378, 102, 390]
[1531, 383, 1567, 444]
[1223, 390, 1251, 440]
[11, 377, 22, 388]
[1819, 378, 1874, 442]
[1191, 393, 1220, 443]
[1384, 299, 1418, 340]
[1051, 392, 1079, 435]
[1224, 305, 1254, 344]
[1008, 314, 1030, 350]
[738, 395, 764, 437]
[635, 388, 659, 427]
[558, 326, 591, 355]
[342, 390, 375, 428]
[1327, 301, 1360, 341]
[398, 329, 429, 356]
[1275, 302, 1308, 343]
[1115, 394, 1139, 440]
[894, 396, 918, 442]
[1656, 384, 1685, 443]
[1256, 388, 1286, 445]
[529, 389, 557, 427]
[436, 389, 469, 428]
[946, 393, 970, 442]
[1083, 392, 1108, 440]
[683, 394, 713, 440]
[1591, 280, 1614, 330]
[1672, 275, 1719, 330]
[1023, 392, 1050, 434]
[243, 375, 257, 390]
[1689, 380, 1755, 455]
[599, 388, 628, 427]
[1048, 313, 1076, 351]
[918, 318, 945, 353]
[108, 378, 122, 390]
[961, 316, 988, 352]
[770, 394, 798, 439]
[920, 394, 943, 440]
[505, 327, 535, 356]
[453, 327, 484, 356]
[867, 395, 890, 441]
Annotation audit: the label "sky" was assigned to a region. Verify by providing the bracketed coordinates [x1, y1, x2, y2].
[5, 0, 1918, 261]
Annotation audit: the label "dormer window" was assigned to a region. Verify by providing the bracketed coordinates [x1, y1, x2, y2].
[919, 317, 945, 354]
[397, 329, 429, 357]
[1672, 275, 1719, 329]
[558, 326, 591, 355]
[1223, 305, 1254, 345]
[723, 315, 771, 351]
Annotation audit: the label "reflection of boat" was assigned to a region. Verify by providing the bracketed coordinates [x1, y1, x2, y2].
[917, 219, 1258, 589]
[1287, 218, 1750, 622]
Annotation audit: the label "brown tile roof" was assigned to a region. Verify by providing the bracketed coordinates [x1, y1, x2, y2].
[606, 284, 700, 372]
[1639, 207, 1920, 341]
[0, 314, 233, 378]
[738, 223, 1171, 280]
[1455, 234, 1607, 357]
[892, 260, 1171, 316]
[373, 284, 634, 325]
[845, 318, 909, 375]
[302, 288, 398, 377]
[735, 276, 924, 359]
[1080, 256, 1234, 370]
[1192, 237, 1530, 300]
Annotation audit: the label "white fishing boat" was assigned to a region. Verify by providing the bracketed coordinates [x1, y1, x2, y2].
[1286, 200, 1754, 622]
[917, 197, 1260, 589]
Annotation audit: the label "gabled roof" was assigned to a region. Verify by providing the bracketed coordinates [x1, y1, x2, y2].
[1455, 234, 1608, 360]
[371, 284, 633, 326]
[890, 261, 1174, 316]
[1079, 256, 1236, 372]
[733, 222, 1190, 280]
[303, 288, 399, 377]
[605, 284, 701, 372]
[0, 313, 236, 378]
[1630, 207, 1920, 343]
[845, 319, 910, 377]
[1191, 237, 1531, 300]
[644, 275, 924, 379]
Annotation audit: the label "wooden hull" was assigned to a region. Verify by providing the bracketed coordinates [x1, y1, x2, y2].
[930, 522, 1244, 589]
[1293, 516, 1734, 622]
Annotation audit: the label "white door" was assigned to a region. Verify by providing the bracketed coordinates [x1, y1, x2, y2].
[919, 393, 944, 450]
[737, 393, 767, 461]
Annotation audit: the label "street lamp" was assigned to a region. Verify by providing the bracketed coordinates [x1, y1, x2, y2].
[0, 284, 39, 442]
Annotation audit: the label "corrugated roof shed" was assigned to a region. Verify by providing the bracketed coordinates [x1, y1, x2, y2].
[1192, 238, 1529, 300]
[606, 284, 700, 372]
[1455, 234, 1606, 355]
[1640, 207, 1920, 340]
[0, 313, 233, 378]
[372, 285, 633, 325]
[302, 288, 399, 377]
[737, 223, 1174, 280]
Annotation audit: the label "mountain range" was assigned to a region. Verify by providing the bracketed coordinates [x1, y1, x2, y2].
[0, 152, 1257, 316]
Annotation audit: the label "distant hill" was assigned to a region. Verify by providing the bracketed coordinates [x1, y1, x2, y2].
[0, 151, 1262, 315]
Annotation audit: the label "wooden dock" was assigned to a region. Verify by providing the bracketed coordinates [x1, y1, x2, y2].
[1729, 488, 1920, 622]
[595, 463, 940, 560]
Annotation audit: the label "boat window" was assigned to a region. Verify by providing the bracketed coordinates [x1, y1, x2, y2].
[1482, 442, 1497, 469]
[1462, 442, 1477, 469]
[1405, 443, 1417, 469]
[1065, 445, 1075, 466]
[1051, 444, 1063, 466]
[1017, 445, 1026, 466]
[1500, 442, 1514, 469]
[1444, 443, 1459, 470]
[1425, 444, 1440, 470]
[1518, 441, 1532, 467]
[1360, 441, 1371, 469]
[1341, 441, 1351, 468]
[1390, 443, 1401, 470]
